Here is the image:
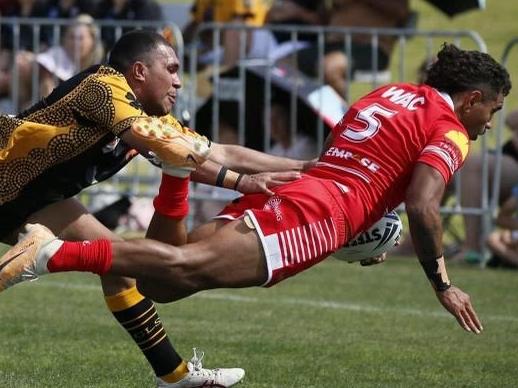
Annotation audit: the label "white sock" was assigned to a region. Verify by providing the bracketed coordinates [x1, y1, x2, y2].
[35, 239, 64, 275]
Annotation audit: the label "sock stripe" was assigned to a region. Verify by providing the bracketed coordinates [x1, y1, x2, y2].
[116, 303, 154, 325]
[123, 307, 156, 330]
[106, 287, 184, 378]
[105, 286, 145, 312]
[141, 332, 168, 351]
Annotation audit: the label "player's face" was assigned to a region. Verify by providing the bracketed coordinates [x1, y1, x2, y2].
[462, 91, 504, 141]
[140, 44, 181, 116]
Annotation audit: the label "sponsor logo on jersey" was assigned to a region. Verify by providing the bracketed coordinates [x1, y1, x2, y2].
[324, 147, 380, 173]
[380, 86, 425, 111]
[438, 129, 469, 172]
[264, 196, 283, 221]
[444, 130, 469, 161]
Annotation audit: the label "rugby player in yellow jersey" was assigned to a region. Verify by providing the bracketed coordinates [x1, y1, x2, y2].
[0, 30, 308, 387]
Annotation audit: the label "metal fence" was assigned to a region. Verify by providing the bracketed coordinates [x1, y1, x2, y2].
[0, 17, 184, 212]
[185, 22, 498, 243]
[0, 18, 502, 244]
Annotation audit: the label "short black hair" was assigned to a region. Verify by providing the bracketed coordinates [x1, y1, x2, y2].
[425, 43, 511, 99]
[108, 30, 171, 73]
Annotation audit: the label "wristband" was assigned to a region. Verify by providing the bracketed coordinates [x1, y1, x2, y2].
[234, 174, 244, 191]
[153, 174, 190, 219]
[216, 167, 228, 187]
[215, 166, 242, 190]
[419, 255, 451, 292]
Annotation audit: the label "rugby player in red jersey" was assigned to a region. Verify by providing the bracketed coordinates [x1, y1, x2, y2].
[1, 43, 511, 336]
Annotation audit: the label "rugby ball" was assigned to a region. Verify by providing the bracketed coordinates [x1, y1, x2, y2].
[333, 211, 403, 262]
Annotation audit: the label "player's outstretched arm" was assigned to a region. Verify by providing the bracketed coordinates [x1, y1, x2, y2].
[208, 142, 312, 173]
[405, 163, 483, 334]
[191, 159, 301, 195]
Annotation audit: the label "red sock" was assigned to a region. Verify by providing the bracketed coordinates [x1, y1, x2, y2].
[47, 240, 113, 275]
[153, 174, 190, 219]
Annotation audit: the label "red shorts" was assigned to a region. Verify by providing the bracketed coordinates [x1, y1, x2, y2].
[216, 176, 348, 286]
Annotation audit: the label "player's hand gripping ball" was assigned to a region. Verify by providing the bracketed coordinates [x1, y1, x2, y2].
[333, 211, 402, 263]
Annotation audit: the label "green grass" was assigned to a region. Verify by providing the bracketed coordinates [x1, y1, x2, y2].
[1, 255, 518, 387]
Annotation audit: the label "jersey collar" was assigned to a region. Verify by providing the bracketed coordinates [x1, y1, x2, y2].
[435, 89, 454, 111]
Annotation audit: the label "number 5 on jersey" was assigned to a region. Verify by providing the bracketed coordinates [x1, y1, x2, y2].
[341, 103, 397, 143]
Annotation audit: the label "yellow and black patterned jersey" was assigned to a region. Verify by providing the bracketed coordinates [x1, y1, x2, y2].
[0, 64, 183, 238]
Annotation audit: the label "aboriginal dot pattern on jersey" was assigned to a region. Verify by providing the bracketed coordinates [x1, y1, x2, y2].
[0, 116, 23, 149]
[0, 66, 139, 205]
[0, 148, 46, 204]
[112, 116, 139, 136]
[75, 78, 115, 129]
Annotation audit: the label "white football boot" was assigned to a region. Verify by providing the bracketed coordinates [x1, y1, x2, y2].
[0, 223, 61, 291]
[156, 348, 245, 387]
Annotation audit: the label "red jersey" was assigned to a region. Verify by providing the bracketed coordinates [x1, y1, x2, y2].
[307, 83, 470, 236]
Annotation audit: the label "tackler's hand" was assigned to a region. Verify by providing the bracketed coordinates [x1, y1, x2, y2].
[237, 171, 302, 195]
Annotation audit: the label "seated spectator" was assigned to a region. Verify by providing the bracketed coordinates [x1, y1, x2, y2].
[94, 0, 163, 51]
[295, 0, 411, 99]
[0, 49, 14, 113]
[265, 0, 325, 64]
[44, 0, 98, 18]
[36, 14, 104, 97]
[183, 0, 271, 70]
[0, 48, 35, 113]
[190, 122, 241, 227]
[0, 0, 50, 50]
[456, 109, 518, 263]
[486, 185, 518, 269]
[269, 103, 318, 159]
[266, 0, 325, 36]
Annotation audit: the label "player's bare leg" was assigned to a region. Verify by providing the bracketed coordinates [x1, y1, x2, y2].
[137, 219, 245, 302]
[125, 219, 267, 303]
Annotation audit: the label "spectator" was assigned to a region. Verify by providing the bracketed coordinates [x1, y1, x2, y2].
[456, 109, 518, 263]
[296, 0, 411, 99]
[190, 122, 241, 227]
[0, 49, 14, 112]
[94, 0, 163, 51]
[36, 14, 104, 97]
[44, 0, 98, 18]
[0, 48, 35, 113]
[0, 0, 50, 50]
[266, 0, 325, 44]
[486, 185, 518, 268]
[269, 102, 318, 159]
[264, 0, 325, 64]
[183, 0, 271, 69]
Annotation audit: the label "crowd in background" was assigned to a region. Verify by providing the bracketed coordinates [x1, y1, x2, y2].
[1, 0, 517, 269]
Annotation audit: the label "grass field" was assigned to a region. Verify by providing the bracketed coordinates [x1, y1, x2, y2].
[1, 255, 518, 387]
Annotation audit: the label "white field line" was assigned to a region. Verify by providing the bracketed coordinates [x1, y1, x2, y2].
[32, 279, 518, 323]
